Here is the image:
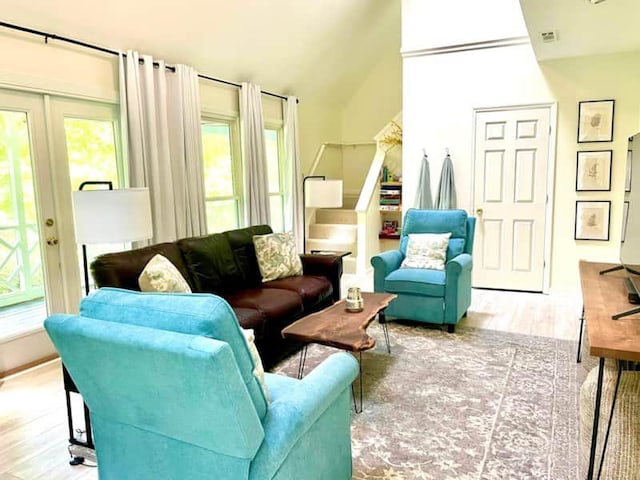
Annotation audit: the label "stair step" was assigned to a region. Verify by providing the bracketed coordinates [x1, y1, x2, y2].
[309, 223, 357, 241]
[315, 208, 357, 225]
[306, 238, 357, 256]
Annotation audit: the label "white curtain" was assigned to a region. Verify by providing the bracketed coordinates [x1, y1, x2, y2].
[118, 51, 207, 243]
[283, 96, 303, 251]
[240, 82, 271, 226]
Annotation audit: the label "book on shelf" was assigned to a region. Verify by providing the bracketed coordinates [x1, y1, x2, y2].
[380, 205, 401, 211]
[380, 198, 400, 205]
[380, 189, 401, 195]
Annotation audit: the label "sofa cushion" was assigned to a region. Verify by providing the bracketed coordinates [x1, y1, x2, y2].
[177, 234, 243, 294]
[253, 232, 303, 282]
[91, 243, 192, 292]
[234, 308, 266, 337]
[263, 276, 333, 309]
[223, 288, 303, 323]
[80, 288, 269, 419]
[138, 254, 192, 293]
[384, 268, 446, 297]
[224, 225, 273, 287]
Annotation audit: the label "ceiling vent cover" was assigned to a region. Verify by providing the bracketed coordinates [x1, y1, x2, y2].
[540, 31, 558, 43]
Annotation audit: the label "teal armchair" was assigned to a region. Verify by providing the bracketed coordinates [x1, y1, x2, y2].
[371, 209, 475, 332]
[45, 288, 358, 480]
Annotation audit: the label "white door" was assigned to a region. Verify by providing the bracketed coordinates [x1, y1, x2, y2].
[473, 106, 551, 292]
[0, 91, 66, 316]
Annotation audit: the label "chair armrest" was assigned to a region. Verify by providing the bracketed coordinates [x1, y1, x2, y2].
[446, 253, 472, 277]
[370, 250, 404, 292]
[250, 352, 358, 477]
[300, 254, 343, 302]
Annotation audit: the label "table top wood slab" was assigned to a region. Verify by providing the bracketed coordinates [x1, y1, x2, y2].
[281, 292, 397, 352]
[579, 260, 640, 361]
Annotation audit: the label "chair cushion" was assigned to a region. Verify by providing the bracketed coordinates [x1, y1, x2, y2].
[222, 288, 304, 322]
[263, 275, 333, 309]
[138, 254, 192, 293]
[401, 233, 451, 270]
[384, 268, 446, 297]
[253, 232, 303, 282]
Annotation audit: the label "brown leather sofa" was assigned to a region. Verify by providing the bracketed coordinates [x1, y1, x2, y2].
[90, 225, 343, 369]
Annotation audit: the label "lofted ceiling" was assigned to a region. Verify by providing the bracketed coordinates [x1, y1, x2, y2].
[520, 0, 640, 61]
[0, 0, 400, 104]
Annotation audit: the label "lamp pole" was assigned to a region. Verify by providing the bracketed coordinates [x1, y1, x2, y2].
[78, 181, 113, 295]
[302, 175, 325, 254]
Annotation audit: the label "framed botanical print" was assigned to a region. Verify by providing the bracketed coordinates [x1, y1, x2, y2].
[626, 149, 633, 193]
[622, 201, 630, 242]
[577, 99, 614, 143]
[576, 150, 612, 191]
[575, 200, 611, 241]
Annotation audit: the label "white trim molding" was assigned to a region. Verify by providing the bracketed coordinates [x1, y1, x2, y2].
[401, 36, 530, 59]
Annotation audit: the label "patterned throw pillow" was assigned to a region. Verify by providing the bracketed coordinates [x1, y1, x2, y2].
[253, 232, 303, 282]
[400, 232, 452, 271]
[138, 254, 192, 293]
[242, 328, 270, 402]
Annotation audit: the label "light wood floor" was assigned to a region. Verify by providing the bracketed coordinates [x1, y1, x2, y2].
[0, 288, 583, 480]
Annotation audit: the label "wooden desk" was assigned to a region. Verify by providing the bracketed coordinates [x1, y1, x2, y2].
[579, 260, 640, 480]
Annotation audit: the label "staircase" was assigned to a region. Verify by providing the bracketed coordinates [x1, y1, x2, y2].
[307, 208, 358, 274]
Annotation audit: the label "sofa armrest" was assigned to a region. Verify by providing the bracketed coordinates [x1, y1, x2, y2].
[250, 352, 358, 478]
[300, 254, 343, 302]
[370, 250, 404, 292]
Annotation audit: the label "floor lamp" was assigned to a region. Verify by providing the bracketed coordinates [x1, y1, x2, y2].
[67, 183, 152, 461]
[303, 175, 343, 253]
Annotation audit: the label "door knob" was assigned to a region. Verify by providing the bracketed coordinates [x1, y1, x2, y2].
[476, 208, 484, 216]
[46, 237, 59, 246]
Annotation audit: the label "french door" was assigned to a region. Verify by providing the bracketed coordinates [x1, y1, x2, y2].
[0, 89, 121, 337]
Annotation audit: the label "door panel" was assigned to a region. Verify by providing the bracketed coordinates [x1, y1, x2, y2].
[474, 107, 550, 292]
[0, 91, 64, 318]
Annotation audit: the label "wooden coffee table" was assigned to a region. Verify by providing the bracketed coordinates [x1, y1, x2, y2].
[281, 292, 397, 412]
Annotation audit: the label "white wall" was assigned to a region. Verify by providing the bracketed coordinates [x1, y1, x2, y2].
[402, 0, 528, 52]
[402, 1, 640, 293]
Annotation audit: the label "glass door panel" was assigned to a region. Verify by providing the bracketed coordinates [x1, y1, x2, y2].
[49, 99, 123, 306]
[0, 90, 64, 342]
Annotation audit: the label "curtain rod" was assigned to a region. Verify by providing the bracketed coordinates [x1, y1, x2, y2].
[0, 20, 296, 103]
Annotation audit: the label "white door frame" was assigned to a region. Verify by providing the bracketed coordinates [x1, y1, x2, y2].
[471, 102, 557, 294]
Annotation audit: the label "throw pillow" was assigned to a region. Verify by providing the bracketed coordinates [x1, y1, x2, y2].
[138, 254, 192, 293]
[241, 328, 270, 402]
[253, 231, 303, 282]
[400, 232, 452, 271]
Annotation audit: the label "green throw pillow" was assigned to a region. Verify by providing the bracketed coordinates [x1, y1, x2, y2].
[253, 232, 303, 282]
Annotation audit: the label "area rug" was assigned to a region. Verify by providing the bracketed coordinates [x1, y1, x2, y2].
[273, 323, 580, 480]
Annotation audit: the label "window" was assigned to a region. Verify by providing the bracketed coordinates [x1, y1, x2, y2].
[265, 127, 285, 232]
[202, 119, 242, 233]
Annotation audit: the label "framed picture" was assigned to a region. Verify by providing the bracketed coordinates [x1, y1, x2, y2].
[622, 201, 630, 242]
[578, 99, 614, 143]
[576, 150, 612, 191]
[575, 200, 611, 241]
[626, 150, 633, 192]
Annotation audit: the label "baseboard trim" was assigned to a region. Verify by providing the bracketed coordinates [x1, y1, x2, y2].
[0, 353, 59, 379]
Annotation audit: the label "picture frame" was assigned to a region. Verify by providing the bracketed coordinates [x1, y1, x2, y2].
[575, 200, 611, 241]
[626, 149, 633, 192]
[577, 99, 614, 143]
[622, 201, 630, 243]
[576, 150, 612, 191]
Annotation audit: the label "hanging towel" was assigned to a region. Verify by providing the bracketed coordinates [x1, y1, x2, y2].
[415, 154, 433, 209]
[436, 154, 457, 209]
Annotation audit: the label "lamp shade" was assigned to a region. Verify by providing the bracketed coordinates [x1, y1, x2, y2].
[305, 179, 343, 208]
[72, 188, 153, 244]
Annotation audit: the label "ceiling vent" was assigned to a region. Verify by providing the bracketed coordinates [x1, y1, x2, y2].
[540, 31, 558, 43]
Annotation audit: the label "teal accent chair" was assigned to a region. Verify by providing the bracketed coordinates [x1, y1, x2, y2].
[44, 288, 358, 480]
[371, 209, 475, 332]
